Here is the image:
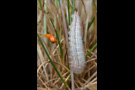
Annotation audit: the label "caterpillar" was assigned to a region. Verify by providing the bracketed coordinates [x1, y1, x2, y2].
[68, 12, 86, 74]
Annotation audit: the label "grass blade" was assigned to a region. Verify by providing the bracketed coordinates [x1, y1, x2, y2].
[71, 0, 75, 22]
[60, 74, 71, 89]
[49, 17, 63, 59]
[43, 0, 47, 42]
[37, 33, 68, 87]
[38, 0, 43, 10]
[37, 44, 48, 80]
[88, 16, 95, 30]
[60, 0, 69, 49]
[67, 0, 70, 25]
[85, 43, 97, 57]
[71, 0, 75, 15]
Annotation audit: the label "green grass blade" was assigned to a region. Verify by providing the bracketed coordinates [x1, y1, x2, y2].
[37, 20, 41, 26]
[66, 74, 71, 80]
[71, 0, 75, 22]
[58, 0, 61, 7]
[85, 43, 97, 57]
[88, 16, 95, 30]
[71, 0, 75, 14]
[37, 33, 68, 87]
[59, 29, 61, 54]
[67, 0, 70, 25]
[49, 17, 63, 59]
[38, 0, 43, 9]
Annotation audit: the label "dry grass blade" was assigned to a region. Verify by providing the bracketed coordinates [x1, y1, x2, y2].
[37, 33, 69, 88]
[37, 43, 48, 80]
[60, 0, 69, 48]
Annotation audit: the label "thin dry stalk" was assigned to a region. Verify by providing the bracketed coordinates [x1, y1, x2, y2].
[60, 0, 69, 48]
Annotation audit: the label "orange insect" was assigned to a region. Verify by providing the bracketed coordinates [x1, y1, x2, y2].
[42, 34, 57, 43]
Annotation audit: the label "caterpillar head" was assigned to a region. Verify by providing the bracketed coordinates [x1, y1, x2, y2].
[71, 11, 79, 20]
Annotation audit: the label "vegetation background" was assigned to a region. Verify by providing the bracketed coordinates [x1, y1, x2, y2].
[37, 0, 97, 90]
